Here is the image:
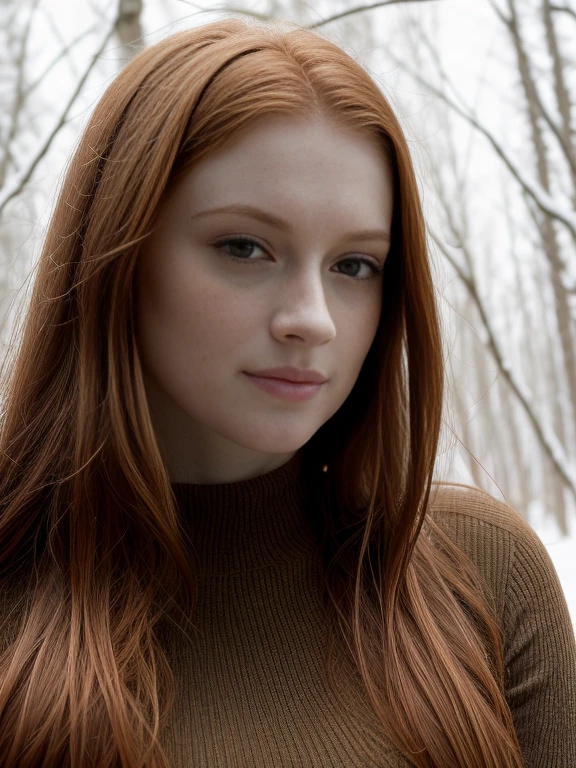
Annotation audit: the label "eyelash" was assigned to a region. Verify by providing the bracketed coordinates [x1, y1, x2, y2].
[213, 236, 385, 282]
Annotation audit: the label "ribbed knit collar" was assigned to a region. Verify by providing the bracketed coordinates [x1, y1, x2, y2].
[170, 451, 318, 579]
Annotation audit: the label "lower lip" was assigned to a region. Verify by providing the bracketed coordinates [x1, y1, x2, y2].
[244, 373, 324, 401]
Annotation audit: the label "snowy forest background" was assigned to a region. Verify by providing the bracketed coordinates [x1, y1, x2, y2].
[0, 0, 575, 627]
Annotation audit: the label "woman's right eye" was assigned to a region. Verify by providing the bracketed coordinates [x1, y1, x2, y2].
[214, 236, 267, 264]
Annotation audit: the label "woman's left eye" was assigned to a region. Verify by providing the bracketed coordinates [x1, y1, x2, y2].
[213, 236, 384, 282]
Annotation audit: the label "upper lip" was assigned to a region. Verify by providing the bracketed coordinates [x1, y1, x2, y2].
[247, 366, 327, 384]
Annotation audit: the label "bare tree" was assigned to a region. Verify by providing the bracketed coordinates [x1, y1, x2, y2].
[0, 0, 144, 218]
[116, 0, 144, 52]
[376, 1, 576, 523]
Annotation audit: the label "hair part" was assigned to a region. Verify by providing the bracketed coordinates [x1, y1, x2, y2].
[0, 16, 524, 767]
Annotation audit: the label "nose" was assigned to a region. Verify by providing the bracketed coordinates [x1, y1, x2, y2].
[270, 269, 337, 345]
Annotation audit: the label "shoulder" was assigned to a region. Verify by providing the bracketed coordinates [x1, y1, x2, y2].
[425, 481, 575, 635]
[426, 482, 576, 763]
[425, 482, 538, 618]
[425, 481, 567, 568]
[425, 479, 574, 627]
[427, 480, 536, 539]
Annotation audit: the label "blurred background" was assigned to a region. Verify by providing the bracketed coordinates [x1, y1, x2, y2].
[0, 0, 574, 625]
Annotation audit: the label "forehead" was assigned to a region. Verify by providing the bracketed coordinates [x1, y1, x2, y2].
[168, 114, 394, 228]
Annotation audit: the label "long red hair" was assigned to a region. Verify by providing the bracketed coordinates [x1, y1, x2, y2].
[0, 17, 524, 767]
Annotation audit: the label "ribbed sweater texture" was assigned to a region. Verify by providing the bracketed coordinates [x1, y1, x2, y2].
[1, 452, 575, 766]
[160, 451, 576, 767]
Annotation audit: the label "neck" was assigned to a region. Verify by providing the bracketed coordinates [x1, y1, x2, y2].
[171, 452, 318, 579]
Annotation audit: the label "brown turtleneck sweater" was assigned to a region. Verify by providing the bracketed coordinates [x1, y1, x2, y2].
[1, 452, 575, 766]
[161, 451, 576, 767]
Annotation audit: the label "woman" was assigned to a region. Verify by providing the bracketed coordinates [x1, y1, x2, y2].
[0, 16, 574, 768]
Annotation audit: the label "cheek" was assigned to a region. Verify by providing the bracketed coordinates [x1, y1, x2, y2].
[340, 300, 381, 365]
[136, 266, 253, 379]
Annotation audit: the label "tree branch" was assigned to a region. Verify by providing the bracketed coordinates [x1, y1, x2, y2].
[499, 0, 576, 185]
[23, 26, 98, 99]
[306, 0, 446, 28]
[177, 0, 446, 27]
[431, 230, 576, 502]
[549, 3, 576, 21]
[383, 48, 576, 237]
[0, 21, 117, 216]
[0, 0, 41, 187]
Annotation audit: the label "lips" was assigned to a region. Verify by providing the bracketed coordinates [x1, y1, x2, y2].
[247, 366, 327, 384]
[244, 373, 324, 402]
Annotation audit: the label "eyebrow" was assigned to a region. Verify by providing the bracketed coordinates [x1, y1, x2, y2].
[189, 204, 391, 244]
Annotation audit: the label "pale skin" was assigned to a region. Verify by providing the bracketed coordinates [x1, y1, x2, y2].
[135, 113, 394, 484]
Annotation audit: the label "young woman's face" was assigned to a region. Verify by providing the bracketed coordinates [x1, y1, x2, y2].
[136, 113, 394, 483]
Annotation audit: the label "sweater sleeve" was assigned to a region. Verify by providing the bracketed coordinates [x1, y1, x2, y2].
[502, 513, 576, 767]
